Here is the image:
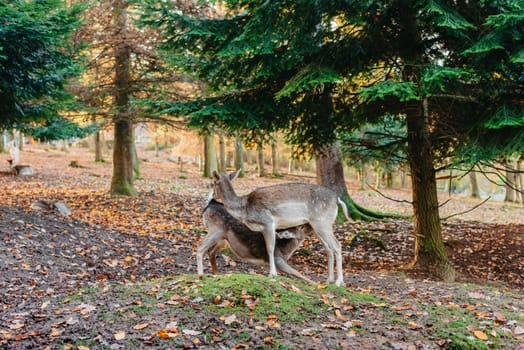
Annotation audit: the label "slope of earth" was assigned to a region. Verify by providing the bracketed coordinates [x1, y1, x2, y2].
[1, 144, 523, 349]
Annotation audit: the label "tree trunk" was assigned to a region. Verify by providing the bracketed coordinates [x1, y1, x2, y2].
[218, 131, 226, 172]
[94, 131, 104, 162]
[257, 142, 265, 177]
[218, 132, 226, 173]
[0, 130, 5, 153]
[271, 137, 279, 176]
[505, 163, 517, 202]
[405, 98, 455, 282]
[233, 135, 245, 177]
[358, 163, 367, 190]
[315, 142, 385, 221]
[203, 131, 218, 178]
[469, 171, 480, 198]
[518, 157, 524, 204]
[111, 120, 137, 195]
[110, 0, 136, 195]
[374, 164, 382, 188]
[132, 141, 140, 179]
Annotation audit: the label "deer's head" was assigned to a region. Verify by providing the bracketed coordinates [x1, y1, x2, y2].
[212, 170, 241, 202]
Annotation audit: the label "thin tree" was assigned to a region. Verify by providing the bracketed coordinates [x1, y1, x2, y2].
[109, 0, 136, 195]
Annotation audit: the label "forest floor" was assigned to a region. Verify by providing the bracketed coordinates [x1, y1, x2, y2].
[1, 143, 523, 349]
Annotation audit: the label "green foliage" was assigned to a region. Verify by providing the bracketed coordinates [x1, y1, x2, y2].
[422, 66, 474, 95]
[0, 0, 86, 138]
[275, 65, 341, 99]
[359, 81, 419, 103]
[140, 0, 524, 167]
[21, 116, 98, 141]
[424, 0, 475, 30]
[484, 105, 524, 129]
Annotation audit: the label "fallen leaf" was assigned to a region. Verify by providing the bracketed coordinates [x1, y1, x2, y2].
[408, 321, 422, 330]
[133, 323, 149, 330]
[335, 309, 349, 321]
[182, 329, 201, 336]
[9, 323, 25, 330]
[114, 331, 126, 340]
[222, 314, 237, 325]
[493, 311, 507, 323]
[473, 330, 488, 340]
[50, 328, 64, 337]
[158, 329, 178, 338]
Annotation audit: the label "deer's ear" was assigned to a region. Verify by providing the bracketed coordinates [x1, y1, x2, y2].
[212, 170, 220, 180]
[229, 169, 241, 181]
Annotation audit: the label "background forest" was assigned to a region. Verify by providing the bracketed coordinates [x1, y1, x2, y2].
[1, 1, 524, 349]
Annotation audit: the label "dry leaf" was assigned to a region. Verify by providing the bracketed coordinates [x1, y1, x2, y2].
[77, 346, 90, 350]
[493, 312, 507, 323]
[223, 314, 237, 325]
[473, 330, 488, 340]
[50, 328, 64, 337]
[158, 329, 178, 338]
[335, 309, 349, 321]
[182, 329, 201, 336]
[114, 331, 126, 340]
[133, 323, 149, 330]
[9, 323, 25, 330]
[408, 321, 422, 329]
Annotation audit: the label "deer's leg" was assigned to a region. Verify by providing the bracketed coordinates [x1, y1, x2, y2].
[261, 224, 278, 277]
[197, 233, 223, 275]
[323, 232, 344, 286]
[310, 222, 344, 285]
[275, 256, 314, 283]
[208, 244, 221, 274]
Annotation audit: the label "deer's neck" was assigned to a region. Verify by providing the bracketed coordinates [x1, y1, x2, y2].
[220, 190, 248, 219]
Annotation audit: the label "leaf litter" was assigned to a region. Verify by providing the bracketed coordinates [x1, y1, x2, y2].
[0, 144, 523, 349]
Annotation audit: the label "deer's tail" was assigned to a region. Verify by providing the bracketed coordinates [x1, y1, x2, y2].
[337, 198, 353, 222]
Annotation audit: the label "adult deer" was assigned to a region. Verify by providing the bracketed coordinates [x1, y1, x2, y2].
[212, 170, 348, 286]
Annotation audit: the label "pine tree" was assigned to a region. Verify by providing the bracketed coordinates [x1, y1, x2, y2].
[0, 0, 89, 139]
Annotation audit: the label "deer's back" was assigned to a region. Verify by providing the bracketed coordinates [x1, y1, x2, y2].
[246, 183, 338, 216]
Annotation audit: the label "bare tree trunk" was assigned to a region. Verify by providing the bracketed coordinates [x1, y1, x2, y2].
[110, 0, 137, 195]
[384, 170, 393, 188]
[233, 135, 245, 177]
[257, 142, 265, 177]
[203, 131, 218, 178]
[518, 156, 524, 204]
[271, 137, 279, 176]
[400, 167, 408, 188]
[505, 163, 517, 202]
[316, 142, 351, 199]
[0, 130, 5, 153]
[406, 98, 455, 282]
[374, 164, 382, 188]
[219, 131, 226, 172]
[94, 131, 104, 162]
[469, 171, 480, 198]
[358, 163, 366, 190]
